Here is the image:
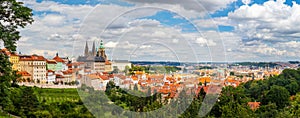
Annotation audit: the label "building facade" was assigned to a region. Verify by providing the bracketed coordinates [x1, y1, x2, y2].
[111, 60, 132, 71]
[1, 48, 20, 71]
[19, 55, 47, 83]
[53, 53, 67, 71]
[46, 60, 57, 71]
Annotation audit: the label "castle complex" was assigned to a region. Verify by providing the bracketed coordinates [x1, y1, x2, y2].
[77, 40, 112, 72]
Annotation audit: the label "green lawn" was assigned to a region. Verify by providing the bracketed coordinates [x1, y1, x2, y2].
[33, 87, 81, 103]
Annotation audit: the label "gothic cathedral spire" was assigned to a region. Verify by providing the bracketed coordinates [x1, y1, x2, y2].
[92, 41, 96, 56]
[84, 41, 89, 57]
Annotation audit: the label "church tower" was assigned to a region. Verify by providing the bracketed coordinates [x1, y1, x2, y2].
[92, 41, 96, 56]
[97, 40, 107, 60]
[84, 41, 89, 57]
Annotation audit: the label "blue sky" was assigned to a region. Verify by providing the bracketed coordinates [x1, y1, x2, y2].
[13, 0, 300, 62]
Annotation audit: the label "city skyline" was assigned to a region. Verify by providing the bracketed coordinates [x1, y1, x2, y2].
[6, 0, 300, 62]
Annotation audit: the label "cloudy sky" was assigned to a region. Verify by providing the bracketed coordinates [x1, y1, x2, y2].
[9, 0, 300, 62]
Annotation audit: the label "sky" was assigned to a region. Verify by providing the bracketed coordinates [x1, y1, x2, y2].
[8, 0, 300, 62]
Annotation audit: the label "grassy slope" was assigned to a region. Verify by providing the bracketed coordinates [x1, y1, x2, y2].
[32, 87, 80, 103]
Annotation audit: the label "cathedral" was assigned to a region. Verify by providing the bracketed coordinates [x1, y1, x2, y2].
[77, 40, 112, 72]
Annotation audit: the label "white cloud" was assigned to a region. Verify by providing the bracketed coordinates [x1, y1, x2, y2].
[228, 0, 300, 42]
[16, 0, 300, 61]
[105, 41, 118, 48]
[124, 0, 237, 14]
[139, 45, 151, 49]
[41, 14, 66, 26]
[242, 0, 252, 5]
[195, 37, 216, 46]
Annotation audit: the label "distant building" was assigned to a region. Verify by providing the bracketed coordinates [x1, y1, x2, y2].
[111, 60, 132, 71]
[19, 55, 47, 83]
[47, 70, 56, 84]
[53, 53, 67, 71]
[248, 101, 260, 110]
[77, 40, 112, 72]
[1, 48, 20, 71]
[17, 71, 32, 82]
[46, 60, 57, 71]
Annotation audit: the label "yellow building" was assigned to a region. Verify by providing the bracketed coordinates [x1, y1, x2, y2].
[10, 54, 20, 71]
[1, 48, 20, 71]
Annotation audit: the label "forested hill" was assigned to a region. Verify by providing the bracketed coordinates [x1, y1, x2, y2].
[208, 68, 300, 117]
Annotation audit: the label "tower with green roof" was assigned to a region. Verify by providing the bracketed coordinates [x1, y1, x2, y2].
[97, 40, 107, 60]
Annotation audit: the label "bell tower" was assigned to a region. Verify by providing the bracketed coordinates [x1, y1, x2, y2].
[97, 40, 107, 60]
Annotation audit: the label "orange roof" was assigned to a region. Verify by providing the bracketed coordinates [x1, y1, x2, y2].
[1, 48, 11, 56]
[115, 74, 126, 80]
[132, 76, 138, 80]
[47, 60, 57, 64]
[87, 74, 99, 79]
[248, 102, 260, 110]
[47, 70, 55, 73]
[99, 75, 109, 80]
[19, 55, 46, 61]
[53, 56, 65, 63]
[62, 70, 73, 75]
[168, 92, 176, 98]
[227, 79, 236, 83]
[56, 74, 64, 78]
[199, 76, 211, 83]
[105, 60, 111, 65]
[158, 88, 169, 94]
[17, 71, 31, 76]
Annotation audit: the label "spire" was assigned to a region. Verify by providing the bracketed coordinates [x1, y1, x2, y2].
[99, 40, 104, 49]
[97, 40, 107, 60]
[84, 41, 89, 56]
[56, 52, 58, 57]
[92, 41, 96, 56]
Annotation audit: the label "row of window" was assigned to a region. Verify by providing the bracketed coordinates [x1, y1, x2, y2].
[35, 66, 46, 69]
[34, 74, 46, 77]
[26, 62, 46, 65]
[34, 70, 46, 73]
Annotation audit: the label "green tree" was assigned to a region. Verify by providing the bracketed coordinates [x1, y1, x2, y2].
[0, 0, 33, 114]
[0, 0, 33, 51]
[19, 87, 40, 117]
[285, 81, 299, 95]
[263, 85, 290, 109]
[256, 102, 278, 117]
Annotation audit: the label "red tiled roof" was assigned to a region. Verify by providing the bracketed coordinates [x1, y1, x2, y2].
[19, 55, 46, 61]
[1, 48, 18, 57]
[48, 70, 55, 73]
[1, 48, 11, 56]
[248, 102, 260, 110]
[17, 71, 31, 76]
[132, 76, 138, 80]
[62, 69, 73, 75]
[47, 60, 57, 64]
[56, 74, 64, 78]
[53, 56, 65, 63]
[115, 74, 126, 80]
[99, 75, 109, 80]
[105, 60, 111, 65]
